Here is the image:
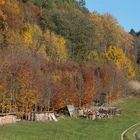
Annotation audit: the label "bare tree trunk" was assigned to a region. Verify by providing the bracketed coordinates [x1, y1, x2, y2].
[47, 100, 50, 112]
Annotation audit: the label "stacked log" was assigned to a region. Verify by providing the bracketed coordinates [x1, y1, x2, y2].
[35, 112, 58, 122]
[0, 115, 17, 125]
[78, 106, 120, 120]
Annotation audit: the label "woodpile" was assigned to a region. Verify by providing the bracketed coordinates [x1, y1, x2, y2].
[78, 109, 84, 116]
[57, 104, 120, 120]
[0, 115, 17, 125]
[27, 112, 58, 122]
[78, 106, 121, 120]
[86, 111, 97, 120]
[35, 113, 58, 122]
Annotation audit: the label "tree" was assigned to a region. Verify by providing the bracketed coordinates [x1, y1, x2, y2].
[44, 74, 54, 112]
[104, 46, 136, 78]
[0, 10, 8, 48]
[44, 29, 68, 61]
[74, 66, 85, 108]
[76, 0, 86, 7]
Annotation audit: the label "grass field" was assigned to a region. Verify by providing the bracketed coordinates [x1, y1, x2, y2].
[0, 97, 140, 140]
[124, 123, 140, 140]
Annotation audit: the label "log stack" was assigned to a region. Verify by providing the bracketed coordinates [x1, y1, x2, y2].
[78, 106, 120, 120]
[0, 115, 17, 125]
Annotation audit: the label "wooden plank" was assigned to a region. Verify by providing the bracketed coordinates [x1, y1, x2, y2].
[67, 105, 75, 117]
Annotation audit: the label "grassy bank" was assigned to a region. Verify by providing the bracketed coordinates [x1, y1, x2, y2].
[0, 97, 140, 140]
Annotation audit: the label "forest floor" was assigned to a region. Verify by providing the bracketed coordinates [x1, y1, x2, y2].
[0, 97, 140, 140]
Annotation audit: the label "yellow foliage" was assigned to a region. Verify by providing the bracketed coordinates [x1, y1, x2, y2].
[8, 31, 24, 48]
[104, 46, 135, 78]
[17, 25, 68, 61]
[44, 29, 68, 61]
[22, 24, 42, 48]
[86, 50, 99, 62]
[55, 37, 68, 60]
[22, 24, 33, 45]
[37, 43, 47, 59]
[22, 24, 48, 58]
[52, 74, 61, 82]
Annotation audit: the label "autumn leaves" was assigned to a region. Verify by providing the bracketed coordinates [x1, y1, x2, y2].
[0, 0, 137, 118]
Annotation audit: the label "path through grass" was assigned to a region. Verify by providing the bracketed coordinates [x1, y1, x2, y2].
[123, 122, 140, 140]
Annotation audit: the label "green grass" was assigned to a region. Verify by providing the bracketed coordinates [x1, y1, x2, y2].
[0, 97, 140, 140]
[124, 122, 140, 140]
[137, 129, 140, 139]
[124, 124, 140, 140]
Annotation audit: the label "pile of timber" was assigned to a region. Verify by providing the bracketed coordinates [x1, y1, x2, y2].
[98, 106, 121, 119]
[27, 112, 58, 122]
[0, 113, 20, 125]
[57, 104, 121, 120]
[78, 106, 121, 120]
[79, 109, 97, 120]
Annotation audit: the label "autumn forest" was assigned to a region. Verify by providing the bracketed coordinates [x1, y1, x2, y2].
[0, 0, 139, 119]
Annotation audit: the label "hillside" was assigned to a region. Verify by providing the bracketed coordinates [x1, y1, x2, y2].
[0, 0, 138, 117]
